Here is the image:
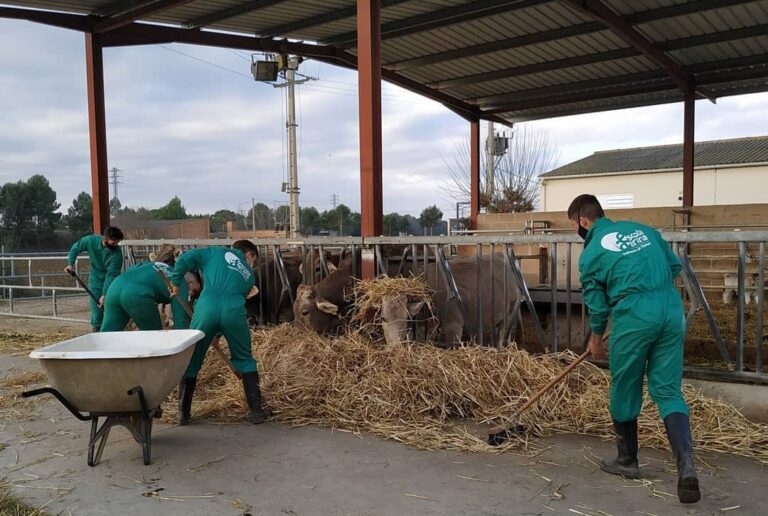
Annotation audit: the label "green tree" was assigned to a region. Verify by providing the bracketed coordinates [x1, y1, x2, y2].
[383, 212, 409, 236]
[110, 197, 122, 217]
[209, 209, 240, 234]
[419, 205, 443, 236]
[154, 196, 188, 220]
[64, 191, 93, 236]
[247, 203, 274, 230]
[321, 204, 355, 235]
[273, 205, 290, 231]
[300, 207, 321, 235]
[0, 174, 61, 250]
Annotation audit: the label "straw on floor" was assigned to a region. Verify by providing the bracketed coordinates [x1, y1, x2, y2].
[162, 325, 768, 464]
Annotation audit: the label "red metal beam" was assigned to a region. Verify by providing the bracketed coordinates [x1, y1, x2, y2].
[470, 120, 480, 230]
[561, 0, 713, 101]
[682, 85, 695, 207]
[85, 34, 111, 234]
[95, 0, 197, 33]
[357, 0, 383, 278]
[0, 5, 91, 31]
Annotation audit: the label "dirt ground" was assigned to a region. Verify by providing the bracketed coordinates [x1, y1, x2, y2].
[1, 315, 767, 515]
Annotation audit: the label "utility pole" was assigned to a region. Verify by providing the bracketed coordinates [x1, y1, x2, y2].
[331, 194, 339, 209]
[485, 122, 494, 202]
[285, 55, 300, 238]
[109, 167, 123, 201]
[251, 197, 256, 238]
[254, 53, 314, 238]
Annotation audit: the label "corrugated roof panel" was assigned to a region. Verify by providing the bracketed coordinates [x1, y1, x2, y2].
[541, 135, 768, 178]
[0, 0, 104, 13]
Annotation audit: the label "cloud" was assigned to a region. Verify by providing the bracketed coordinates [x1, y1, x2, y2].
[1, 18, 768, 222]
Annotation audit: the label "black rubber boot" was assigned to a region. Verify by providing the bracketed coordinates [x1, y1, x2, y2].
[92, 325, 101, 332]
[178, 377, 196, 426]
[601, 419, 640, 479]
[242, 371, 268, 424]
[664, 412, 701, 504]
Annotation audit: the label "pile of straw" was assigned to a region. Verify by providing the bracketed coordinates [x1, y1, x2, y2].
[350, 276, 436, 339]
[165, 325, 768, 464]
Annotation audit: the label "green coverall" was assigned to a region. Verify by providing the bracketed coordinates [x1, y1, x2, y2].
[579, 217, 688, 423]
[100, 262, 190, 332]
[67, 235, 123, 329]
[171, 247, 256, 378]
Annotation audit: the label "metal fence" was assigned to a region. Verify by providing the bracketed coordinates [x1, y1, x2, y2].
[3, 232, 764, 383]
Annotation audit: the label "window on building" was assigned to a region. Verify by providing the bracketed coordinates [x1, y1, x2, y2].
[596, 194, 634, 209]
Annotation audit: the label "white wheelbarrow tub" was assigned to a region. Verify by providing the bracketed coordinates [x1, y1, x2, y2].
[29, 330, 204, 413]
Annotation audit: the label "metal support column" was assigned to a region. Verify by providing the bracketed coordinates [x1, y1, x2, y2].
[357, 0, 383, 279]
[682, 85, 695, 207]
[470, 119, 480, 230]
[85, 33, 110, 234]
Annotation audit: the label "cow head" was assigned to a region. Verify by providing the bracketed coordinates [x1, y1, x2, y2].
[293, 284, 342, 333]
[380, 293, 425, 345]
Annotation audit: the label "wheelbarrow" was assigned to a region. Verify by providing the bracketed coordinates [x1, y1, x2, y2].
[22, 329, 204, 466]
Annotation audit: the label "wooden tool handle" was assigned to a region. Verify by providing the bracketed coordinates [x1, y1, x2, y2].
[515, 349, 591, 416]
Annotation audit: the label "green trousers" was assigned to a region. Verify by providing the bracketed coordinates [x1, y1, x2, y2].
[184, 294, 257, 378]
[101, 287, 163, 331]
[608, 288, 689, 422]
[88, 275, 105, 329]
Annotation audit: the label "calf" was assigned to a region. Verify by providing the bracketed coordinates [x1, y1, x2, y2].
[293, 255, 356, 334]
[380, 254, 521, 347]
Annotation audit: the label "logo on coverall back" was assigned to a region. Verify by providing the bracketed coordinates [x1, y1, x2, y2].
[224, 252, 252, 281]
[601, 230, 651, 256]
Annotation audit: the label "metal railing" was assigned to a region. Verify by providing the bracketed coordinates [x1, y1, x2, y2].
[67, 232, 768, 383]
[1, 253, 91, 298]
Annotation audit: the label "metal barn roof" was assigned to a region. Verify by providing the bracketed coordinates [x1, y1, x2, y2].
[541, 135, 768, 177]
[2, 0, 768, 123]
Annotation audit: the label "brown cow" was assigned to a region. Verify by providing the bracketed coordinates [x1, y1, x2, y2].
[380, 254, 521, 347]
[293, 255, 356, 334]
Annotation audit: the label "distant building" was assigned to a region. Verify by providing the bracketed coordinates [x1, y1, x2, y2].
[112, 217, 210, 240]
[539, 136, 768, 211]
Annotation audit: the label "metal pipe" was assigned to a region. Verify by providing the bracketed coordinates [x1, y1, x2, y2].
[476, 243, 483, 346]
[566, 242, 572, 350]
[52, 289, 58, 317]
[490, 244, 496, 348]
[737, 241, 746, 372]
[550, 242, 558, 353]
[757, 241, 765, 374]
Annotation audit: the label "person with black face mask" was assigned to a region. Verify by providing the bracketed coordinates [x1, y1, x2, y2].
[568, 194, 700, 504]
[65, 226, 124, 331]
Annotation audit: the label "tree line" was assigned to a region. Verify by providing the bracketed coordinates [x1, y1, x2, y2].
[0, 174, 446, 251]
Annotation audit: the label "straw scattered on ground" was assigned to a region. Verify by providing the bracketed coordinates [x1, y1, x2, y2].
[164, 325, 768, 464]
[0, 483, 45, 516]
[0, 332, 75, 355]
[0, 369, 47, 421]
[350, 276, 436, 339]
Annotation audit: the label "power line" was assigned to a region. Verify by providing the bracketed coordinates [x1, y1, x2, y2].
[109, 167, 123, 201]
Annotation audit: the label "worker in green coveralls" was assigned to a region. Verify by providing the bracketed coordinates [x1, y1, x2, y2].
[569, 194, 699, 504]
[170, 240, 266, 425]
[65, 226, 124, 332]
[100, 245, 190, 332]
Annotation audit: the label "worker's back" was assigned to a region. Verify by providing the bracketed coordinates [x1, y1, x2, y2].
[175, 247, 253, 299]
[579, 217, 681, 304]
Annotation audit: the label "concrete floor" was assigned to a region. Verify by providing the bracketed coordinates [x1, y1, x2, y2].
[1, 355, 765, 516]
[1, 316, 766, 515]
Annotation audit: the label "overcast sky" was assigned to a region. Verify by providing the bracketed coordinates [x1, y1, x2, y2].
[2, 18, 768, 220]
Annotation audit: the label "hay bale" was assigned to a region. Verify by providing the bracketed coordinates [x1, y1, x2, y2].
[163, 326, 768, 464]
